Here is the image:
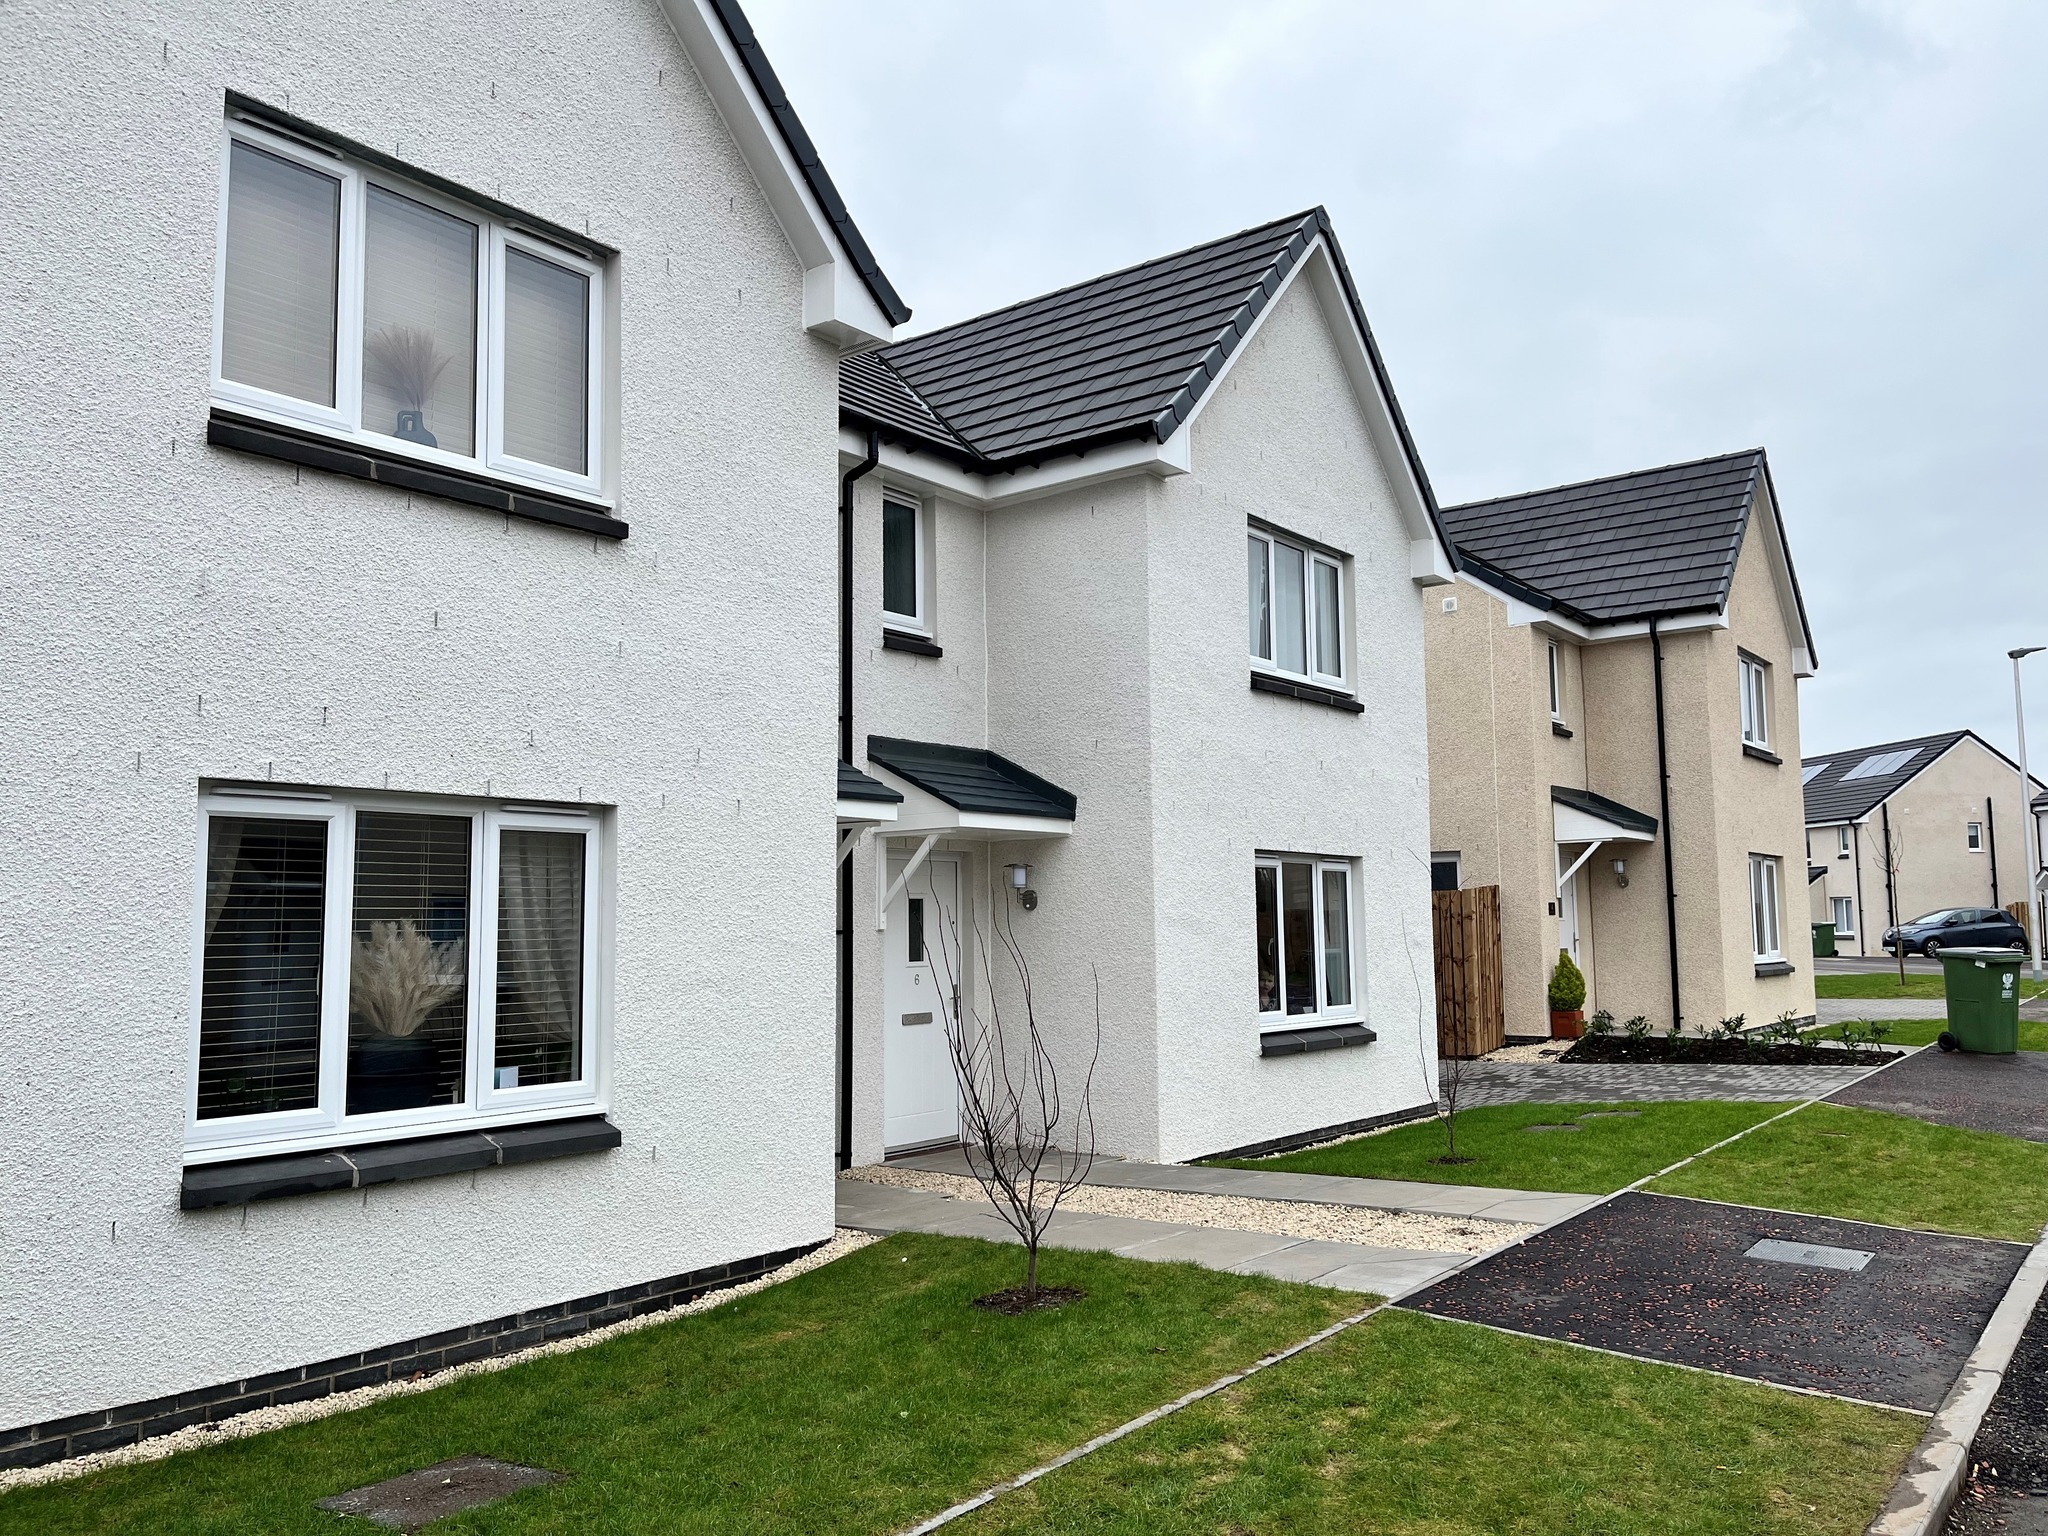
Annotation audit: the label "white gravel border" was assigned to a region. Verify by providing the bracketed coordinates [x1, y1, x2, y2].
[0, 1228, 877, 1496]
[843, 1166, 1530, 1255]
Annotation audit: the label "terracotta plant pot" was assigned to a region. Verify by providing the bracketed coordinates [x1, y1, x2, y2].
[1549, 1009, 1585, 1040]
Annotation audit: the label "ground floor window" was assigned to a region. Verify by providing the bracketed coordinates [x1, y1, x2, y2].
[1255, 855, 1354, 1023]
[190, 787, 602, 1156]
[1831, 895, 1856, 937]
[1749, 854, 1783, 961]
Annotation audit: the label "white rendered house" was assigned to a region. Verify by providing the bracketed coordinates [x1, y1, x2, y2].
[836, 212, 1454, 1168]
[0, 0, 902, 1463]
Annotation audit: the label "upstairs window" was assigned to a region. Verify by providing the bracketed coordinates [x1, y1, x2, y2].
[1248, 528, 1346, 689]
[189, 788, 603, 1158]
[1547, 640, 1565, 722]
[1254, 855, 1355, 1023]
[1739, 653, 1771, 748]
[214, 118, 606, 501]
[881, 496, 926, 632]
[1837, 826, 1851, 856]
[1967, 821, 1984, 851]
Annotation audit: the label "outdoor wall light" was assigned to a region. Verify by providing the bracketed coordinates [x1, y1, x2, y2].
[1612, 858, 1630, 888]
[1006, 863, 1038, 911]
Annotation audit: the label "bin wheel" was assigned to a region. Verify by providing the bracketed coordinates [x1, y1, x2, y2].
[1938, 1030, 1959, 1053]
[1923, 939, 1942, 961]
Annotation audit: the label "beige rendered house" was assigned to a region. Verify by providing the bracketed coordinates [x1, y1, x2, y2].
[1802, 731, 2046, 955]
[1425, 450, 1819, 1038]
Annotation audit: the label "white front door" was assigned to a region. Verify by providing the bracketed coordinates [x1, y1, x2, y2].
[1557, 846, 1582, 962]
[883, 853, 962, 1151]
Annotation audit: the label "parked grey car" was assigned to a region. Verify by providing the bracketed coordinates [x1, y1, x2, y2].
[1882, 907, 2028, 958]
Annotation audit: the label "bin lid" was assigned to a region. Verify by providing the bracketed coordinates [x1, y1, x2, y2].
[1938, 948, 2026, 965]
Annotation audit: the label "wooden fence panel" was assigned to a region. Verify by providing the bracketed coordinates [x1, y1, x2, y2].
[1433, 885, 1505, 1059]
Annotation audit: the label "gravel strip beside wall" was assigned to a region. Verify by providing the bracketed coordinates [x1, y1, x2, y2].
[844, 1167, 1531, 1254]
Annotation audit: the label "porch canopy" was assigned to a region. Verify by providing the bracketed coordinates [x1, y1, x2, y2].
[1551, 784, 1657, 892]
[837, 761, 902, 827]
[863, 736, 1076, 929]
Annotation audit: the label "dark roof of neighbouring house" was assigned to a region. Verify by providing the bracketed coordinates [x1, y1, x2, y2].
[708, 0, 909, 327]
[837, 761, 903, 803]
[1809, 864, 1828, 884]
[866, 736, 1077, 820]
[1444, 450, 1763, 624]
[1804, 729, 2047, 825]
[838, 208, 1443, 519]
[1551, 784, 1658, 837]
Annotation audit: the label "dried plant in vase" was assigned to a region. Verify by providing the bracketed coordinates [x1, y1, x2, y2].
[350, 918, 466, 1039]
[365, 325, 452, 447]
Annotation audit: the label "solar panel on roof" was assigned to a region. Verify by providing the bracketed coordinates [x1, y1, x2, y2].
[1801, 762, 1829, 784]
[1841, 749, 1916, 782]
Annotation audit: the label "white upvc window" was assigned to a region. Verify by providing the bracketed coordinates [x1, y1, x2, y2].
[1832, 895, 1856, 936]
[212, 117, 608, 503]
[1837, 826, 1851, 856]
[881, 495, 927, 632]
[1749, 853, 1783, 961]
[186, 787, 604, 1160]
[1548, 640, 1565, 722]
[1967, 821, 1984, 852]
[1739, 653, 1771, 748]
[1254, 855, 1357, 1024]
[1247, 527, 1347, 690]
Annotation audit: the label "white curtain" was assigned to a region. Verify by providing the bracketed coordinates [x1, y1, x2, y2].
[362, 186, 477, 455]
[497, 829, 584, 1081]
[203, 816, 247, 947]
[221, 142, 340, 405]
[501, 248, 588, 473]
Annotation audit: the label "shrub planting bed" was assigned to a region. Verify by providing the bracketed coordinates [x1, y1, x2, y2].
[1559, 1035, 1895, 1067]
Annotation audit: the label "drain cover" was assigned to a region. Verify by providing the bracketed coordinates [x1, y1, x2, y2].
[318, 1455, 562, 1531]
[1745, 1238, 1875, 1272]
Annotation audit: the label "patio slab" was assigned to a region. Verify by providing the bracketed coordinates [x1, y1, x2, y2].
[1451, 1060, 1878, 1108]
[1400, 1191, 2027, 1412]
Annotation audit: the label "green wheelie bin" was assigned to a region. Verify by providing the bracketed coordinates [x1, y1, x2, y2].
[1812, 921, 1837, 958]
[1937, 947, 2024, 1054]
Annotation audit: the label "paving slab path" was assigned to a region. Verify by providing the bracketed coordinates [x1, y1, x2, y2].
[1452, 1059, 1879, 1108]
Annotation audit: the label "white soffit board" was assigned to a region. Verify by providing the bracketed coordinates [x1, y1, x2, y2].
[1554, 801, 1656, 844]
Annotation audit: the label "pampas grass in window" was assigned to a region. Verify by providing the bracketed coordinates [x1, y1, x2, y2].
[351, 918, 465, 1037]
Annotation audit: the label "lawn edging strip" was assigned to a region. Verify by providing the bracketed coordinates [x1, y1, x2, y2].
[1865, 1225, 2048, 1536]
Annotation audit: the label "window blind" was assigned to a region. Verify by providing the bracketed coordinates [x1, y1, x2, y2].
[362, 187, 477, 456]
[502, 248, 588, 473]
[347, 812, 471, 1114]
[221, 142, 341, 406]
[495, 828, 585, 1088]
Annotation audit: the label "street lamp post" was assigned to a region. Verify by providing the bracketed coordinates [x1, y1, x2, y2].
[2013, 646, 2045, 984]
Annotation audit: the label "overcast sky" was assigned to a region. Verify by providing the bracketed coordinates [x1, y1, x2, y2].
[750, 0, 2047, 778]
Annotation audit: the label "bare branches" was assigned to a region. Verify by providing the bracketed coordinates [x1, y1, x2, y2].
[921, 868, 1099, 1302]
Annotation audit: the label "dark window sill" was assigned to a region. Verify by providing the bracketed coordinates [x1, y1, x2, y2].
[1742, 743, 1783, 765]
[1754, 960, 1796, 978]
[882, 628, 943, 658]
[180, 1117, 620, 1210]
[1260, 1022, 1377, 1057]
[207, 410, 628, 540]
[1552, 720, 1574, 738]
[1249, 673, 1364, 714]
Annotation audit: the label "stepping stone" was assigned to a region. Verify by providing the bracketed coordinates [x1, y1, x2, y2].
[1521, 1123, 1581, 1132]
[317, 1456, 561, 1531]
[1578, 1110, 1641, 1119]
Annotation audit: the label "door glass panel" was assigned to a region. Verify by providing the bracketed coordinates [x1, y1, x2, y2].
[1322, 867, 1351, 1008]
[1282, 861, 1315, 1014]
[502, 247, 589, 473]
[362, 187, 477, 456]
[907, 896, 925, 963]
[1273, 542, 1307, 675]
[1255, 865, 1279, 1012]
[347, 812, 471, 1115]
[221, 142, 340, 405]
[495, 828, 585, 1088]
[196, 816, 327, 1119]
[1247, 536, 1271, 660]
[1313, 560, 1341, 677]
[883, 502, 918, 619]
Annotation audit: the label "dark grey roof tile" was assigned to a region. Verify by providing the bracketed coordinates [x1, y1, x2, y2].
[867, 736, 1076, 821]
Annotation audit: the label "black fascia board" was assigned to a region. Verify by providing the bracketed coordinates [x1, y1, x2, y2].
[1550, 784, 1658, 837]
[837, 407, 985, 471]
[707, 0, 911, 327]
[223, 92, 612, 263]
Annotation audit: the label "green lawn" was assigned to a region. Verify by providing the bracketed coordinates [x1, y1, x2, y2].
[1807, 1017, 2048, 1051]
[1815, 971, 2045, 1001]
[957, 1307, 1920, 1536]
[1652, 1103, 2048, 1241]
[0, 1235, 1355, 1536]
[1210, 1100, 1783, 1195]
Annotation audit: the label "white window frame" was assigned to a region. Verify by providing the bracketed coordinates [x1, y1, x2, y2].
[1739, 653, 1771, 748]
[185, 788, 606, 1161]
[1548, 639, 1565, 722]
[1837, 826, 1851, 856]
[211, 118, 608, 505]
[1749, 853, 1783, 961]
[880, 494, 928, 633]
[1254, 854, 1359, 1028]
[1247, 526, 1348, 692]
[1967, 821, 1984, 852]
[1832, 895, 1856, 937]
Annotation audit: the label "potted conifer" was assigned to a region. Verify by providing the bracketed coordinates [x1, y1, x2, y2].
[1548, 949, 1587, 1039]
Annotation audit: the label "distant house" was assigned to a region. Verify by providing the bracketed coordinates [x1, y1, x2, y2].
[1425, 450, 1819, 1037]
[1802, 731, 2046, 954]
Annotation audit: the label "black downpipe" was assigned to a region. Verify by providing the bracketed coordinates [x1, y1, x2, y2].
[837, 427, 880, 1171]
[1650, 618, 1682, 1032]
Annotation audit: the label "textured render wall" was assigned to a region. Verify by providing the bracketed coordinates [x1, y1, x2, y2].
[0, 1, 842, 1426]
[1145, 278, 1436, 1161]
[847, 481, 995, 1166]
